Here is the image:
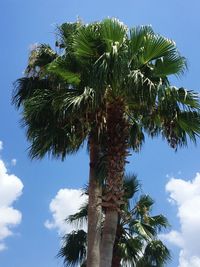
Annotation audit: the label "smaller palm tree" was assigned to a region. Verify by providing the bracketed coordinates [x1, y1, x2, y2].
[58, 175, 171, 267]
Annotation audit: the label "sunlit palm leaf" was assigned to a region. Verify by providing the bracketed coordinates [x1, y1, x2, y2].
[56, 22, 81, 50]
[153, 55, 187, 77]
[73, 23, 101, 61]
[139, 35, 177, 64]
[45, 57, 81, 84]
[100, 18, 127, 50]
[129, 25, 155, 56]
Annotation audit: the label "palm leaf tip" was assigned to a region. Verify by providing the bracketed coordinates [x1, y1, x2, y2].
[66, 202, 88, 228]
[123, 174, 140, 200]
[101, 18, 128, 44]
[56, 21, 82, 49]
[26, 43, 57, 74]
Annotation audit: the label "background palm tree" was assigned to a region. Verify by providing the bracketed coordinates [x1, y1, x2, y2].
[58, 175, 171, 267]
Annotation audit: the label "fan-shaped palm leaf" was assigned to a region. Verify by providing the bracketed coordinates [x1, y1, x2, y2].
[58, 230, 87, 267]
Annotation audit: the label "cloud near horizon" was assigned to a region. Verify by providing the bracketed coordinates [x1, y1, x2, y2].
[45, 188, 88, 235]
[0, 142, 23, 251]
[161, 173, 200, 267]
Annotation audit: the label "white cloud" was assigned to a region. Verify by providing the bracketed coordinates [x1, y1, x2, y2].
[45, 188, 88, 235]
[162, 173, 200, 267]
[0, 141, 23, 251]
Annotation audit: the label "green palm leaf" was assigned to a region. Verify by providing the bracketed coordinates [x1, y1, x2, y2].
[123, 174, 140, 200]
[45, 57, 81, 84]
[58, 230, 87, 267]
[13, 77, 50, 108]
[129, 25, 154, 55]
[26, 44, 57, 75]
[139, 35, 177, 64]
[56, 22, 81, 50]
[137, 240, 171, 267]
[73, 23, 101, 60]
[100, 18, 127, 50]
[67, 202, 88, 228]
[153, 55, 187, 77]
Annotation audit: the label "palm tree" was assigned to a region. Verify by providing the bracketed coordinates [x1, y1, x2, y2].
[13, 18, 200, 267]
[58, 176, 171, 267]
[13, 23, 104, 267]
[70, 19, 200, 267]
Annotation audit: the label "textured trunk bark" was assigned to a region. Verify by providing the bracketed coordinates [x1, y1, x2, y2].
[100, 97, 128, 267]
[100, 210, 118, 267]
[111, 218, 122, 267]
[87, 135, 102, 267]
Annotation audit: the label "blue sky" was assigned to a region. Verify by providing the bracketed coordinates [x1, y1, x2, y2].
[1, 0, 200, 266]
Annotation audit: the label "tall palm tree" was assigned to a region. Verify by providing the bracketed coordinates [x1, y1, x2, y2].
[58, 176, 171, 267]
[70, 19, 200, 267]
[34, 21, 200, 266]
[13, 18, 200, 267]
[13, 23, 104, 267]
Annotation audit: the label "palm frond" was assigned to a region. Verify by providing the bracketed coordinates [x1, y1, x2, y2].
[123, 174, 140, 200]
[129, 25, 155, 56]
[67, 202, 88, 228]
[45, 57, 81, 85]
[147, 215, 169, 233]
[100, 18, 127, 50]
[26, 44, 57, 75]
[138, 240, 171, 267]
[56, 22, 81, 50]
[158, 86, 200, 110]
[13, 77, 50, 108]
[58, 230, 87, 267]
[119, 236, 143, 267]
[73, 23, 102, 61]
[134, 195, 155, 216]
[160, 110, 200, 149]
[22, 89, 88, 159]
[62, 87, 97, 112]
[153, 55, 187, 77]
[138, 34, 179, 65]
[129, 220, 156, 240]
[129, 120, 145, 152]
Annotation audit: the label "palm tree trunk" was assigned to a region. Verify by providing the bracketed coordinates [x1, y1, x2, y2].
[111, 217, 122, 267]
[100, 209, 118, 267]
[87, 135, 102, 267]
[100, 97, 128, 267]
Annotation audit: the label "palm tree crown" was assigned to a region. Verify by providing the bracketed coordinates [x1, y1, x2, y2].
[13, 19, 200, 158]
